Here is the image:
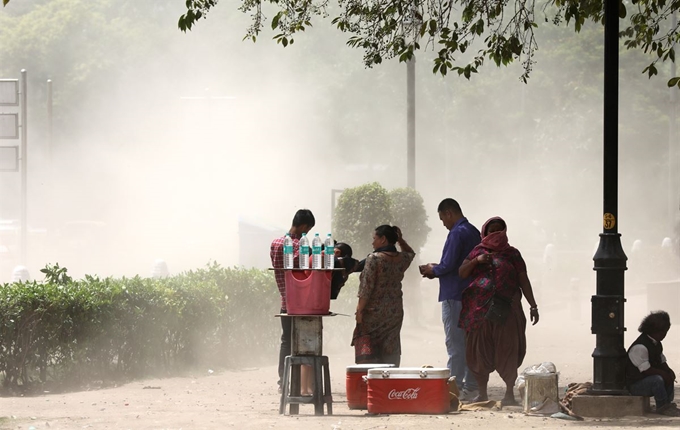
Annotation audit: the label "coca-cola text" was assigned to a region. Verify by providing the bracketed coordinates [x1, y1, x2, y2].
[387, 387, 420, 400]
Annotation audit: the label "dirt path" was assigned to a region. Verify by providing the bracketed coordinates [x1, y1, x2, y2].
[1, 299, 678, 429]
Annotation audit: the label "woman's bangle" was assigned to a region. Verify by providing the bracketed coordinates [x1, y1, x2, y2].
[530, 306, 538, 311]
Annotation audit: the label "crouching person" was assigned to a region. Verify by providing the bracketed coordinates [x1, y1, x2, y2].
[626, 310, 677, 416]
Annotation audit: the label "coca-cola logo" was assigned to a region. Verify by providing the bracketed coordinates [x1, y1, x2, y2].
[388, 387, 420, 400]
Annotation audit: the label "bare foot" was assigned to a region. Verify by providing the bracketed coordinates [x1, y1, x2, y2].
[471, 394, 489, 402]
[501, 397, 519, 407]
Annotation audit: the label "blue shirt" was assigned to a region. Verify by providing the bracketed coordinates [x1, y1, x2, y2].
[432, 217, 481, 301]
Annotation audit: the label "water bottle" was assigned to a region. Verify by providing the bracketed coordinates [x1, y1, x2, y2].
[299, 233, 310, 269]
[283, 233, 294, 269]
[324, 233, 335, 269]
[312, 233, 323, 269]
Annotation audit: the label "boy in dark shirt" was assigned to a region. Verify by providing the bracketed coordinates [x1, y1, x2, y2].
[331, 242, 359, 299]
[626, 311, 677, 416]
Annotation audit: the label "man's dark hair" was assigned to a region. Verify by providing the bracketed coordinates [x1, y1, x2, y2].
[437, 198, 462, 214]
[638, 311, 671, 334]
[292, 209, 315, 228]
[375, 225, 399, 245]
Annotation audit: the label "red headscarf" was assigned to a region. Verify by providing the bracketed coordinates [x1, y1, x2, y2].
[479, 216, 510, 252]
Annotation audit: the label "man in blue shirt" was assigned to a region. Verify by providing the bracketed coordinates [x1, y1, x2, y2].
[421, 198, 481, 399]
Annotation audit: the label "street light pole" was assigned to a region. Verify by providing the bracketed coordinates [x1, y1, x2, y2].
[590, 0, 628, 394]
[669, 13, 678, 232]
[407, 57, 416, 189]
[47, 79, 53, 165]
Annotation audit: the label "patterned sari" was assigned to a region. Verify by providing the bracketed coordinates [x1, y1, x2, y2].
[458, 246, 526, 331]
[458, 217, 528, 384]
[351, 249, 415, 364]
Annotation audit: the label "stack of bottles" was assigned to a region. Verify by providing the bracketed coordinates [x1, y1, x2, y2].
[282, 231, 335, 315]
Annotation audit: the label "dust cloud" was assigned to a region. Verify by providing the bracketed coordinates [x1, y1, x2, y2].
[0, 0, 679, 373]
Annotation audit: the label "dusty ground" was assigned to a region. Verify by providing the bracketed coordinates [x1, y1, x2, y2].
[1, 286, 679, 429]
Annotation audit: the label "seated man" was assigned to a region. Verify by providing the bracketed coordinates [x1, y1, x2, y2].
[626, 310, 677, 416]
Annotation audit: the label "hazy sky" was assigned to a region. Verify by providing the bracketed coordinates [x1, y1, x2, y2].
[0, 0, 678, 283]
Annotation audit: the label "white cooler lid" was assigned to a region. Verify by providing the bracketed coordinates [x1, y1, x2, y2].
[367, 367, 450, 379]
[346, 364, 395, 373]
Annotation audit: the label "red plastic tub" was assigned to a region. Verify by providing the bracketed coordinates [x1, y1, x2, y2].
[284, 270, 332, 315]
[346, 364, 395, 409]
[367, 367, 450, 414]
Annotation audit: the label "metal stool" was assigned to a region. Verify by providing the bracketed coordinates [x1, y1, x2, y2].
[279, 355, 333, 415]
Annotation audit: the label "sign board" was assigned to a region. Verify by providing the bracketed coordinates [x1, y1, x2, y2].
[0, 113, 19, 139]
[0, 80, 19, 106]
[0, 146, 19, 171]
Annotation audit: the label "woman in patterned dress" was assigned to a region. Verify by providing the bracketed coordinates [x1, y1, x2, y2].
[458, 217, 539, 405]
[352, 225, 415, 366]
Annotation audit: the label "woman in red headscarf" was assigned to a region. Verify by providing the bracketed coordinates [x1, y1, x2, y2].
[458, 217, 539, 406]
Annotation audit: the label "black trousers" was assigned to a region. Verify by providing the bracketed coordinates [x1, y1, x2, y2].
[278, 310, 292, 384]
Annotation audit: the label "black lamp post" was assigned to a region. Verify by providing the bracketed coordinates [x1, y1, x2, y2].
[590, 0, 628, 394]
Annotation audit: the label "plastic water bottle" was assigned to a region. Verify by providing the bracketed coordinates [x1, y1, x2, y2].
[324, 233, 335, 269]
[299, 233, 310, 269]
[283, 233, 294, 269]
[312, 233, 323, 269]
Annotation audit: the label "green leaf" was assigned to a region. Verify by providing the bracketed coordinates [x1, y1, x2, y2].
[668, 77, 680, 87]
[644, 63, 658, 78]
[272, 12, 282, 30]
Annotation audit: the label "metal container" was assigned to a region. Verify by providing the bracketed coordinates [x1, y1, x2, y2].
[523, 373, 559, 413]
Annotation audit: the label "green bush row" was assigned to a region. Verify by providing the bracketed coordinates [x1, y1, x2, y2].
[0, 263, 287, 390]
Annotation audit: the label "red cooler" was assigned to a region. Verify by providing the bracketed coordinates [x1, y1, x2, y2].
[346, 364, 395, 409]
[367, 367, 450, 414]
[284, 270, 332, 315]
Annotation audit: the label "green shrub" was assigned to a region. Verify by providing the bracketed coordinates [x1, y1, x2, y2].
[332, 182, 392, 258]
[332, 182, 430, 257]
[0, 263, 280, 391]
[388, 187, 431, 252]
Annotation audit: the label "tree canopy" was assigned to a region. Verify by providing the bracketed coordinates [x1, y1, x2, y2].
[165, 0, 680, 86]
[4, 0, 678, 85]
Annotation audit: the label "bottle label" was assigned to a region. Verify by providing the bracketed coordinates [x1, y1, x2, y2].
[284, 245, 293, 254]
[326, 246, 334, 255]
[300, 246, 309, 255]
[312, 245, 321, 254]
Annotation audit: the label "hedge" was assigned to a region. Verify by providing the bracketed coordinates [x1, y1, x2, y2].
[0, 263, 361, 392]
[0, 263, 273, 389]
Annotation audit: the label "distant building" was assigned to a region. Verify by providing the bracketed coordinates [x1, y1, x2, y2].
[238, 217, 282, 269]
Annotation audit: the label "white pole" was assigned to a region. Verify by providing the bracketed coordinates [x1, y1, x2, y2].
[20, 69, 27, 265]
